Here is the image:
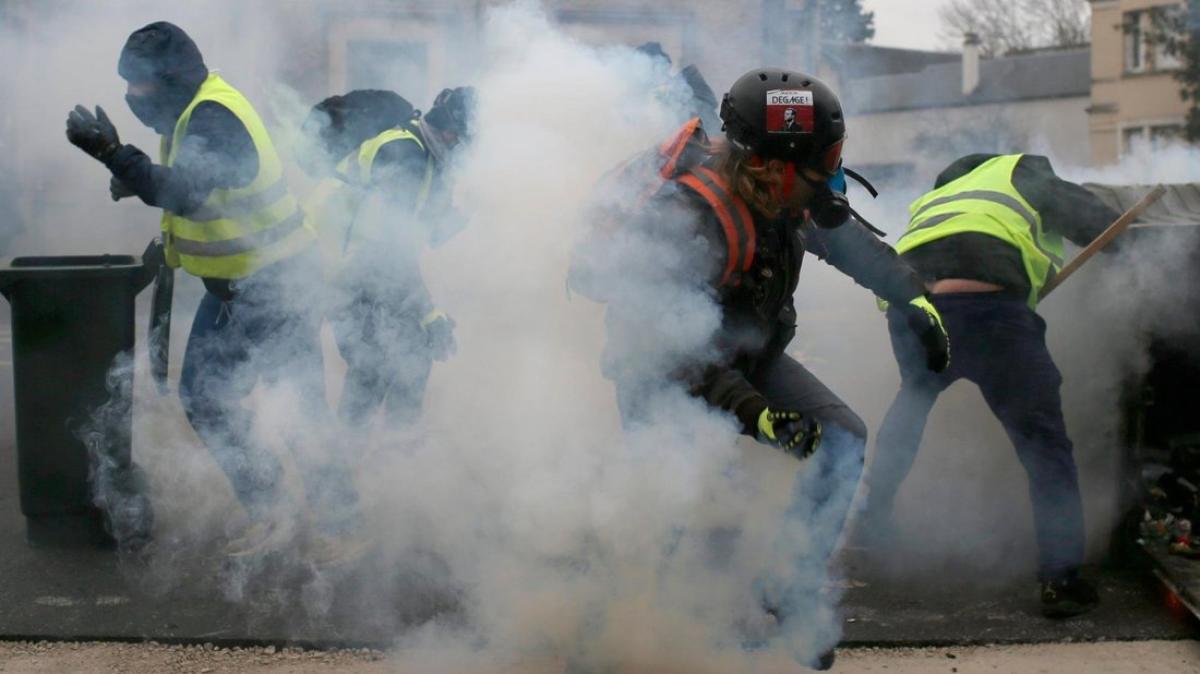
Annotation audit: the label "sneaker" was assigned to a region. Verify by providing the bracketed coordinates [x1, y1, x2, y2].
[224, 520, 293, 558]
[305, 526, 374, 569]
[1041, 575, 1099, 618]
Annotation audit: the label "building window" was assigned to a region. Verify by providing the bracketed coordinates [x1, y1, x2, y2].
[1124, 8, 1185, 74]
[1124, 11, 1144, 73]
[1122, 126, 1146, 152]
[1122, 124, 1184, 155]
[1150, 6, 1184, 70]
[1150, 124, 1183, 144]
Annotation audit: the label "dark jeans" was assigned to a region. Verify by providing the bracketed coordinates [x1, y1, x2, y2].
[179, 257, 359, 532]
[330, 296, 432, 429]
[868, 292, 1085, 581]
[610, 354, 866, 661]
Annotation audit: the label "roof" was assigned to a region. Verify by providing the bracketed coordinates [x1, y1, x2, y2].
[1085, 183, 1200, 228]
[824, 44, 959, 79]
[843, 47, 1091, 114]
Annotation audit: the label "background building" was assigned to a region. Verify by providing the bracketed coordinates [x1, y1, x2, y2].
[835, 41, 1093, 185]
[1088, 0, 1189, 164]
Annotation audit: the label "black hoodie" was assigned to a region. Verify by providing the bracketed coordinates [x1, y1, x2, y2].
[106, 21, 258, 218]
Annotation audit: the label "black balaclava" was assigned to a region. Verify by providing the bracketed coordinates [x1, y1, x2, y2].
[118, 21, 209, 135]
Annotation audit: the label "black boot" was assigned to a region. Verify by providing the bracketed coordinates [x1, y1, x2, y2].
[1041, 574, 1099, 618]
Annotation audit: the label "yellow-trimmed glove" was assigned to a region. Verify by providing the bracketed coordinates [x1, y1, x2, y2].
[899, 295, 950, 373]
[757, 408, 822, 459]
[420, 309, 456, 362]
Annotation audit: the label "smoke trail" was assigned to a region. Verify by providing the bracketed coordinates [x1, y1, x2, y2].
[25, 0, 1197, 670]
[374, 3, 856, 667]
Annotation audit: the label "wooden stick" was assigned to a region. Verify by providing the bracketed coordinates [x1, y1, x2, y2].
[1038, 184, 1168, 301]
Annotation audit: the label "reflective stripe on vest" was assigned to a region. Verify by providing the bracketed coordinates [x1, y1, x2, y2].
[676, 166, 756, 287]
[334, 127, 434, 215]
[319, 128, 434, 257]
[186, 178, 290, 222]
[897, 154, 1065, 307]
[173, 210, 306, 256]
[159, 73, 313, 279]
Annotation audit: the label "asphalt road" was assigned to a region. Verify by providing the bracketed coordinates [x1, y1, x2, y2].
[0, 310, 1196, 651]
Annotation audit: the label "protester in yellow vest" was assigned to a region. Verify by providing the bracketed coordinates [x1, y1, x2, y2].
[299, 88, 470, 432]
[861, 153, 1121, 618]
[65, 22, 365, 567]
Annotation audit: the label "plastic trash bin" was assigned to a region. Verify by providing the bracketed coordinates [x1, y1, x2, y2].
[0, 245, 160, 548]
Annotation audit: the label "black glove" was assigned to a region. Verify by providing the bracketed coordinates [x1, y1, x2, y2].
[757, 408, 822, 459]
[66, 105, 122, 164]
[110, 176, 136, 201]
[422, 310, 457, 362]
[898, 296, 950, 373]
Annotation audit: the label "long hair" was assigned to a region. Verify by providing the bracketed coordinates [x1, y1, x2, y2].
[710, 140, 788, 219]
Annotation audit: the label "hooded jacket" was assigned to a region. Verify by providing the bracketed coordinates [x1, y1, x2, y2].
[106, 22, 259, 223]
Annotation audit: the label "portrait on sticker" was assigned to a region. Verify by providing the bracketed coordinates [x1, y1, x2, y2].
[766, 89, 813, 134]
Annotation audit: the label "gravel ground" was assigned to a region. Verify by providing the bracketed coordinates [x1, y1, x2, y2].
[0, 639, 1198, 673]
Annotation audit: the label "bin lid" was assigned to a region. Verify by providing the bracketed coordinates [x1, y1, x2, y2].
[0, 254, 160, 298]
[0, 255, 147, 281]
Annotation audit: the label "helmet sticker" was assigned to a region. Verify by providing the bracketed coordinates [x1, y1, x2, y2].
[765, 89, 813, 134]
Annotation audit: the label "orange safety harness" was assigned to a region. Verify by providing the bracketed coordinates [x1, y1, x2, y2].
[604, 117, 760, 288]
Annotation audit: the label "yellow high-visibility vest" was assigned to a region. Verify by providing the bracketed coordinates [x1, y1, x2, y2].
[160, 73, 314, 279]
[897, 154, 1065, 308]
[301, 127, 433, 276]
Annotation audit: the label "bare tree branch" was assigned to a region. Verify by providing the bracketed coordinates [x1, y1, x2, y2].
[939, 0, 1089, 56]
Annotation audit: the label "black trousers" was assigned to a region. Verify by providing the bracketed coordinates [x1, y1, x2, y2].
[330, 296, 433, 429]
[868, 292, 1085, 581]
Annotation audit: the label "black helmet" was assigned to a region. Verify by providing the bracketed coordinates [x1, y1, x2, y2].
[719, 68, 845, 175]
[420, 86, 476, 163]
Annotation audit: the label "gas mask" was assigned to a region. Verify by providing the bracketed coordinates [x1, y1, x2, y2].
[804, 174, 852, 229]
[802, 164, 887, 236]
